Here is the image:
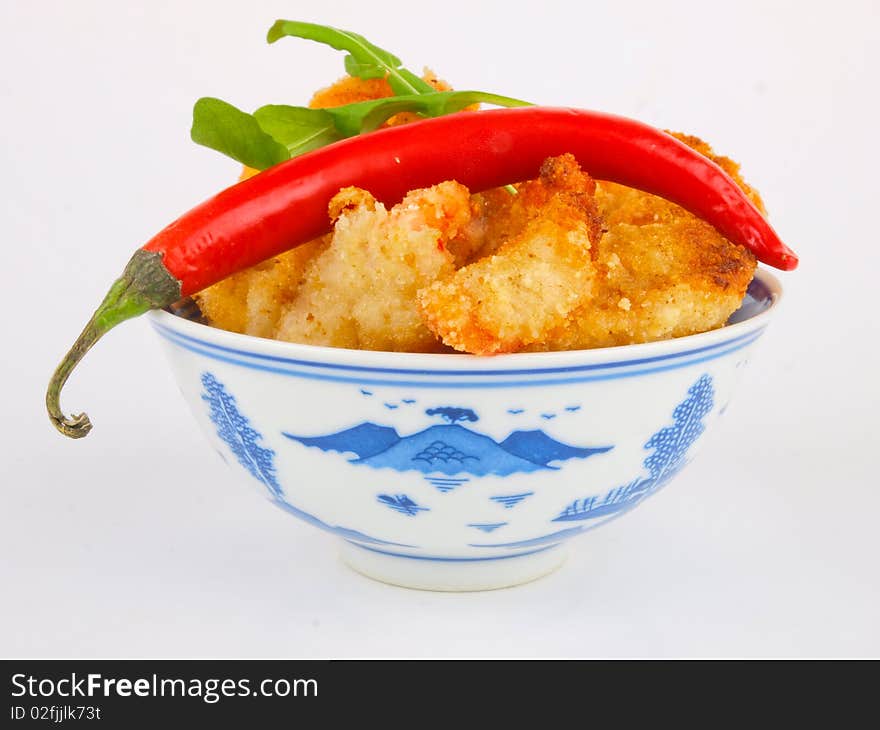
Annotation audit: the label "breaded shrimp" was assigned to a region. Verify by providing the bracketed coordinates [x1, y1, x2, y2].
[532, 214, 757, 350]
[194, 237, 329, 337]
[531, 134, 759, 350]
[196, 70, 469, 334]
[274, 181, 472, 351]
[418, 155, 603, 354]
[193, 164, 329, 341]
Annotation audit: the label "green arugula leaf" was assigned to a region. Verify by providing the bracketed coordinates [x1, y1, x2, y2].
[191, 97, 289, 170]
[389, 68, 436, 96]
[266, 20, 434, 95]
[330, 91, 532, 135]
[194, 91, 533, 169]
[193, 23, 532, 197]
[343, 55, 387, 80]
[253, 105, 343, 157]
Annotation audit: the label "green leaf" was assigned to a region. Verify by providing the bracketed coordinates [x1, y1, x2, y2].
[192, 91, 530, 169]
[343, 55, 387, 80]
[267, 20, 434, 95]
[191, 97, 289, 170]
[389, 68, 435, 96]
[328, 91, 532, 135]
[253, 105, 343, 157]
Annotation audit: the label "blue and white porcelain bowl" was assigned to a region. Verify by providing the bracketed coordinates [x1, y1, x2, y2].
[150, 268, 781, 591]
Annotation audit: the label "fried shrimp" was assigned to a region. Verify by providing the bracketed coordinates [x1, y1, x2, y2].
[531, 211, 757, 350]
[198, 116, 759, 355]
[273, 181, 472, 351]
[195, 70, 467, 336]
[194, 164, 328, 337]
[194, 236, 328, 337]
[529, 133, 759, 350]
[418, 155, 603, 354]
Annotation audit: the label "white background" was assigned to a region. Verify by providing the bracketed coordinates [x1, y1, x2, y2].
[2, 0, 878, 658]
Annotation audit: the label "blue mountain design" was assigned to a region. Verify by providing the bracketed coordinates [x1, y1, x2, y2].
[284, 421, 613, 477]
[355, 424, 545, 476]
[284, 423, 399, 460]
[500, 431, 612, 466]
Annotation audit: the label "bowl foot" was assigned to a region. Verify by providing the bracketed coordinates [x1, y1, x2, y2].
[339, 542, 568, 592]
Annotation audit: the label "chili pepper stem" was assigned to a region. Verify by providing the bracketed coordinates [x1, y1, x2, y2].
[46, 249, 181, 439]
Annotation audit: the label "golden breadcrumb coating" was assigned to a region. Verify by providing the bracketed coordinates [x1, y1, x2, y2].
[193, 152, 328, 336]
[274, 181, 472, 351]
[530, 213, 757, 350]
[528, 133, 759, 350]
[196, 70, 468, 337]
[418, 155, 603, 354]
[194, 238, 329, 337]
[199, 115, 760, 355]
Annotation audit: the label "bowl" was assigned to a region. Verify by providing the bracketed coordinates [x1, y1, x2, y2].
[149, 268, 782, 591]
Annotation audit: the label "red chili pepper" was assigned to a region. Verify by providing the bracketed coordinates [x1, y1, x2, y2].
[47, 106, 798, 439]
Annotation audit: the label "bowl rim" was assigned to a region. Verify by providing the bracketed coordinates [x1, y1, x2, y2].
[148, 267, 783, 370]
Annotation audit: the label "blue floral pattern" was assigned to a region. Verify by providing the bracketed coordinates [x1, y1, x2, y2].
[201, 372, 281, 498]
[201, 372, 409, 547]
[202, 370, 718, 556]
[554, 374, 714, 522]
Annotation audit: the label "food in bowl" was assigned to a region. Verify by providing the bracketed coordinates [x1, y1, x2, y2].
[46, 20, 797, 439]
[196, 147, 759, 354]
[151, 269, 781, 590]
[193, 37, 770, 355]
[44, 20, 795, 589]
